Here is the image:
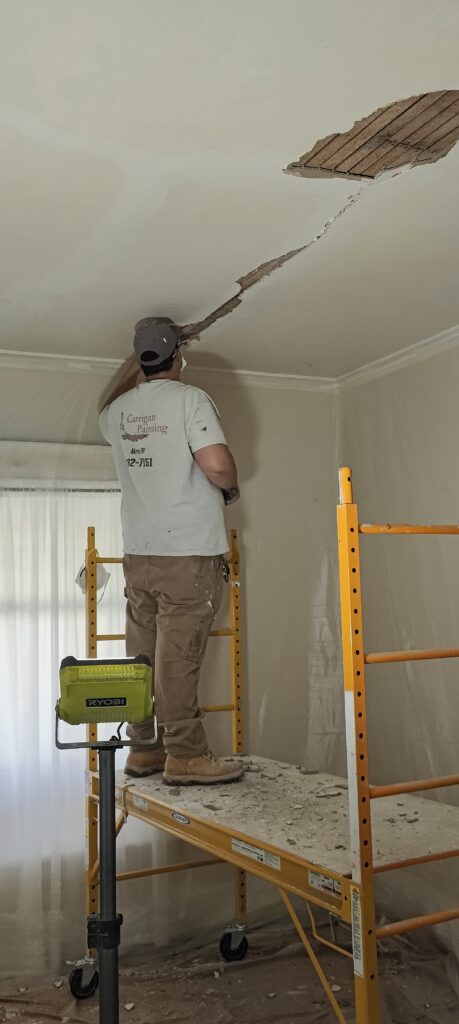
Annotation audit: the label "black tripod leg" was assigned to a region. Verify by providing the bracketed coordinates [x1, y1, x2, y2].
[98, 747, 120, 1024]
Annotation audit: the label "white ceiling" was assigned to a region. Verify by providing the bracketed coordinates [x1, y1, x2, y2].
[1, 0, 458, 377]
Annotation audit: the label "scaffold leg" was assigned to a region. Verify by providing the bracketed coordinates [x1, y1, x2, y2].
[279, 889, 347, 1024]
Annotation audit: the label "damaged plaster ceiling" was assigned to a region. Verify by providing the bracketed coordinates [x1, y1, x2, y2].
[286, 91, 459, 181]
[184, 89, 459, 373]
[0, 1, 459, 379]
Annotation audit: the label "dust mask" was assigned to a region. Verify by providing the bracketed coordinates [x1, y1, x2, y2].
[75, 563, 110, 601]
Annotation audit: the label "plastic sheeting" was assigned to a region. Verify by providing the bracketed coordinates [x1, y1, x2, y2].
[339, 343, 459, 958]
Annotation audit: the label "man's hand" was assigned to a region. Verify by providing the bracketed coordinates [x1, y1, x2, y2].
[99, 354, 144, 413]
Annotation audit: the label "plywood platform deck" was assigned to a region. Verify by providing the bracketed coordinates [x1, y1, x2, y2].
[111, 755, 459, 878]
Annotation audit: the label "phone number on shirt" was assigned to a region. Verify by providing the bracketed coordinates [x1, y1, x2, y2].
[126, 458, 153, 468]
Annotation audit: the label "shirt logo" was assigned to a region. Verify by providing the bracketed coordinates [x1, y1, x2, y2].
[120, 411, 168, 441]
[120, 412, 149, 442]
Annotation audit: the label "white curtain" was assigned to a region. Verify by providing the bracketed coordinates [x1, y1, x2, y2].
[0, 484, 126, 975]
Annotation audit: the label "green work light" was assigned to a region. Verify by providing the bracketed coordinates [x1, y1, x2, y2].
[57, 655, 153, 726]
[55, 655, 156, 1023]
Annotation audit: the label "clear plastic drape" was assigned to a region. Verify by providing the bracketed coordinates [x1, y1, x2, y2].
[339, 345, 459, 962]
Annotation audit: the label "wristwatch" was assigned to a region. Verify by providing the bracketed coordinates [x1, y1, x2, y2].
[222, 486, 240, 505]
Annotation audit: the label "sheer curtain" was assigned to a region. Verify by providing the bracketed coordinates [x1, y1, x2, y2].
[0, 484, 125, 974]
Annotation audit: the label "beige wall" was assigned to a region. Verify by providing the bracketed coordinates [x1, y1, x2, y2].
[199, 379, 344, 773]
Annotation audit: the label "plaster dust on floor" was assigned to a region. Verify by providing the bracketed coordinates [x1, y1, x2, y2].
[0, 928, 457, 1024]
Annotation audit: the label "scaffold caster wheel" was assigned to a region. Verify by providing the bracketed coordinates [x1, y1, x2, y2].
[219, 932, 249, 962]
[68, 966, 99, 999]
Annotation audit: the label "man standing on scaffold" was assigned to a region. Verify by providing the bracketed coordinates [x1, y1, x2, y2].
[99, 316, 244, 786]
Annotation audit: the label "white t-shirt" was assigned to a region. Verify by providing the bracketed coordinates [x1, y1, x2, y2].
[99, 380, 229, 556]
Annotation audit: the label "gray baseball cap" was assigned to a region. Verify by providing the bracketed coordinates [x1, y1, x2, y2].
[133, 316, 183, 368]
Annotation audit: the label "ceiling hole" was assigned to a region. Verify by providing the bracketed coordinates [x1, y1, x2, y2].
[286, 91, 459, 180]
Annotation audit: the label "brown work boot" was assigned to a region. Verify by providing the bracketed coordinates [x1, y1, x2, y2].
[163, 751, 244, 785]
[124, 748, 166, 778]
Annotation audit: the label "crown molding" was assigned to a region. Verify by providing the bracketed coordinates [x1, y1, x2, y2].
[0, 349, 121, 375]
[184, 366, 337, 392]
[1, 322, 458, 393]
[0, 348, 337, 392]
[338, 323, 459, 389]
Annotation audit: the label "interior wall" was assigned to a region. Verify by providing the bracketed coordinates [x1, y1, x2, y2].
[339, 344, 459, 956]
[198, 378, 344, 774]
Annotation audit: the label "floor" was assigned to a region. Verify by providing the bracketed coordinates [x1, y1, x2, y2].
[1, 927, 457, 1024]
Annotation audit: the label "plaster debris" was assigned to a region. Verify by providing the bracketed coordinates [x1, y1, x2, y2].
[115, 755, 459, 878]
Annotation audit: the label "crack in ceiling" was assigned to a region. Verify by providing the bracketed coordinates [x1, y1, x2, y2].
[182, 184, 370, 340]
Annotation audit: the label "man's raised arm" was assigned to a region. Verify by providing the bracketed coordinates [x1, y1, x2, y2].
[98, 354, 144, 413]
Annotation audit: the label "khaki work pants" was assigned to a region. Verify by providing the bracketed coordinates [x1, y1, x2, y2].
[123, 554, 224, 757]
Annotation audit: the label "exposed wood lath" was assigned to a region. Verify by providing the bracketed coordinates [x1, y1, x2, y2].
[287, 91, 459, 181]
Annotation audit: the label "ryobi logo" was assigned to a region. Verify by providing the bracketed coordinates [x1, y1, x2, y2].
[86, 697, 127, 707]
